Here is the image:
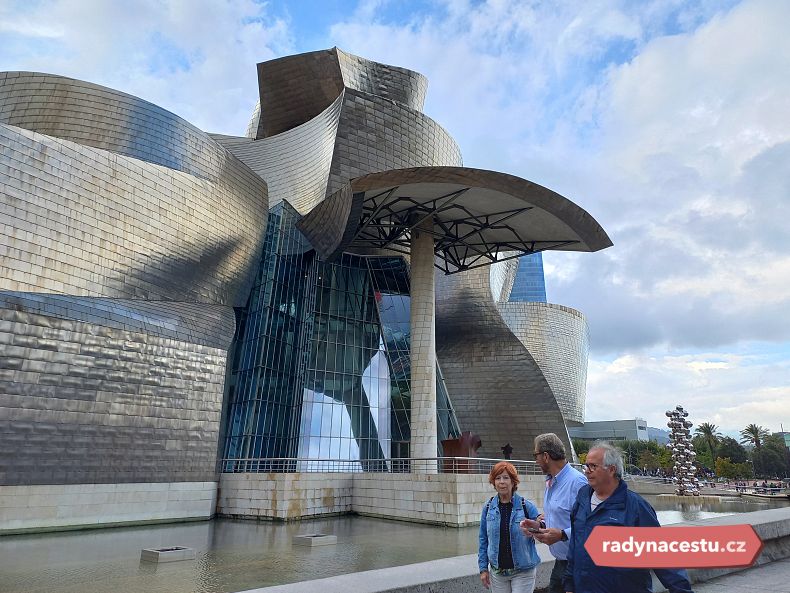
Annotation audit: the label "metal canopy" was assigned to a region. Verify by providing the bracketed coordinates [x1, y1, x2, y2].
[296, 167, 612, 274]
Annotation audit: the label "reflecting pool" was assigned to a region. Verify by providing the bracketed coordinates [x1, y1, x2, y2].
[0, 496, 785, 593]
[0, 516, 478, 593]
[646, 493, 789, 525]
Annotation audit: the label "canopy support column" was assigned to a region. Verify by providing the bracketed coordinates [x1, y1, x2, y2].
[410, 218, 437, 474]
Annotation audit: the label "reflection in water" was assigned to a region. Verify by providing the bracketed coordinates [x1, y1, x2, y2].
[646, 494, 789, 525]
[0, 498, 785, 593]
[0, 516, 478, 593]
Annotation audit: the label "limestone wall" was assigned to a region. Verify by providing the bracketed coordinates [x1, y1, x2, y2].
[218, 474, 355, 521]
[217, 472, 546, 526]
[0, 481, 216, 533]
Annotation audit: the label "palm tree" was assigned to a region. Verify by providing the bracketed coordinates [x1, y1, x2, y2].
[739, 424, 770, 450]
[695, 422, 722, 456]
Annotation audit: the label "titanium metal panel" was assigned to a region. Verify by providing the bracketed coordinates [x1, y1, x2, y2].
[497, 302, 589, 426]
[435, 264, 573, 460]
[0, 72, 267, 487]
[211, 92, 344, 213]
[0, 305, 228, 486]
[0, 122, 266, 305]
[336, 48, 428, 112]
[254, 47, 429, 140]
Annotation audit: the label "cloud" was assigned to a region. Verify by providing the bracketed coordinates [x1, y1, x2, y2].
[0, 0, 294, 133]
[546, 0, 790, 353]
[323, 1, 790, 351]
[587, 348, 790, 434]
[316, 0, 790, 429]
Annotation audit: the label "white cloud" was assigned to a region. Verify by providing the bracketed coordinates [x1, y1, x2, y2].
[587, 349, 790, 434]
[546, 0, 790, 354]
[598, 0, 790, 186]
[0, 0, 294, 134]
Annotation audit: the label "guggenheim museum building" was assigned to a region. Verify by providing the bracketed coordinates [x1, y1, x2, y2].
[0, 48, 611, 531]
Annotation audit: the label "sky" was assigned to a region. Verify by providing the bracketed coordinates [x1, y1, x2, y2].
[2, 0, 788, 439]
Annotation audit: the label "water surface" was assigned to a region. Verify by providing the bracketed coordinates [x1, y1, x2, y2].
[0, 496, 784, 593]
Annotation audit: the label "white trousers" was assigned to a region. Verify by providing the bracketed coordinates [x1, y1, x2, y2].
[489, 568, 537, 593]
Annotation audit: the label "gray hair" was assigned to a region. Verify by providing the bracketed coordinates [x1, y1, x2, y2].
[534, 433, 566, 460]
[590, 441, 624, 478]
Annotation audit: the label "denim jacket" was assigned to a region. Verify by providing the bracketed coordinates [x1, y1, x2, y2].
[478, 492, 541, 573]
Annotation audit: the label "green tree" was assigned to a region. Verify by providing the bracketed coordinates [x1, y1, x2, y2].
[695, 422, 722, 457]
[735, 462, 754, 479]
[740, 424, 770, 450]
[716, 457, 755, 479]
[740, 425, 772, 476]
[572, 439, 590, 456]
[753, 448, 786, 478]
[637, 450, 661, 472]
[756, 435, 790, 478]
[715, 457, 738, 479]
[616, 440, 665, 472]
[657, 446, 674, 472]
[717, 436, 748, 464]
[691, 435, 714, 470]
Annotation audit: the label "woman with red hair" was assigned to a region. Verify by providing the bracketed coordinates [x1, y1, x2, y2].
[478, 461, 541, 592]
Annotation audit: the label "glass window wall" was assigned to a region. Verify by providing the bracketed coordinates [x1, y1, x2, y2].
[222, 203, 460, 472]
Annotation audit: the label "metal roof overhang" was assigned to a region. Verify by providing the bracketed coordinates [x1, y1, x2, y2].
[296, 166, 613, 274]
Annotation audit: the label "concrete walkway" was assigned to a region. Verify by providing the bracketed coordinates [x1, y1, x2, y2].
[691, 557, 790, 592]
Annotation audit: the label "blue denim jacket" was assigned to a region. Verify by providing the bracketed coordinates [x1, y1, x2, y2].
[478, 492, 541, 573]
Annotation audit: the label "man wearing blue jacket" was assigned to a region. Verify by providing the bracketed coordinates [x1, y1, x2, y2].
[563, 442, 694, 593]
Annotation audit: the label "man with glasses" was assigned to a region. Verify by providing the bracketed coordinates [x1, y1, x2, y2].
[562, 442, 694, 593]
[519, 433, 586, 593]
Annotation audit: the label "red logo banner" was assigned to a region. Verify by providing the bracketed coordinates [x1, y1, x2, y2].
[584, 525, 762, 569]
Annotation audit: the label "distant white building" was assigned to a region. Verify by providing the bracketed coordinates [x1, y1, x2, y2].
[569, 418, 649, 442]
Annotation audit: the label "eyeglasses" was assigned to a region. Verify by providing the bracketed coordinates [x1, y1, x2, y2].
[582, 463, 600, 472]
[532, 451, 546, 458]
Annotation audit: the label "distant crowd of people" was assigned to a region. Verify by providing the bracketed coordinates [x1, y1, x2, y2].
[729, 479, 785, 493]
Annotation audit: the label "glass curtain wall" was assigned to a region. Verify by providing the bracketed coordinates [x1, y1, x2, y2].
[222, 203, 460, 472]
[297, 254, 388, 470]
[367, 257, 459, 459]
[222, 202, 314, 471]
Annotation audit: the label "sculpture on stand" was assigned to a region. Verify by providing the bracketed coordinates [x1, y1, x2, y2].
[441, 431, 483, 473]
[665, 405, 700, 496]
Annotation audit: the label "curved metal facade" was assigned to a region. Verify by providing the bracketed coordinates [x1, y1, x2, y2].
[0, 75, 267, 305]
[435, 265, 573, 459]
[497, 302, 589, 426]
[0, 48, 606, 496]
[219, 48, 461, 216]
[336, 48, 428, 111]
[0, 72, 249, 181]
[0, 72, 267, 486]
[213, 92, 344, 212]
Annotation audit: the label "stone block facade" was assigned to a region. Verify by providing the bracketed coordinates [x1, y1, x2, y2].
[217, 473, 546, 527]
[0, 481, 216, 533]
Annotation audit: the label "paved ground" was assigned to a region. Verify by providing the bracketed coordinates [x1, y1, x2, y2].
[693, 558, 790, 592]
